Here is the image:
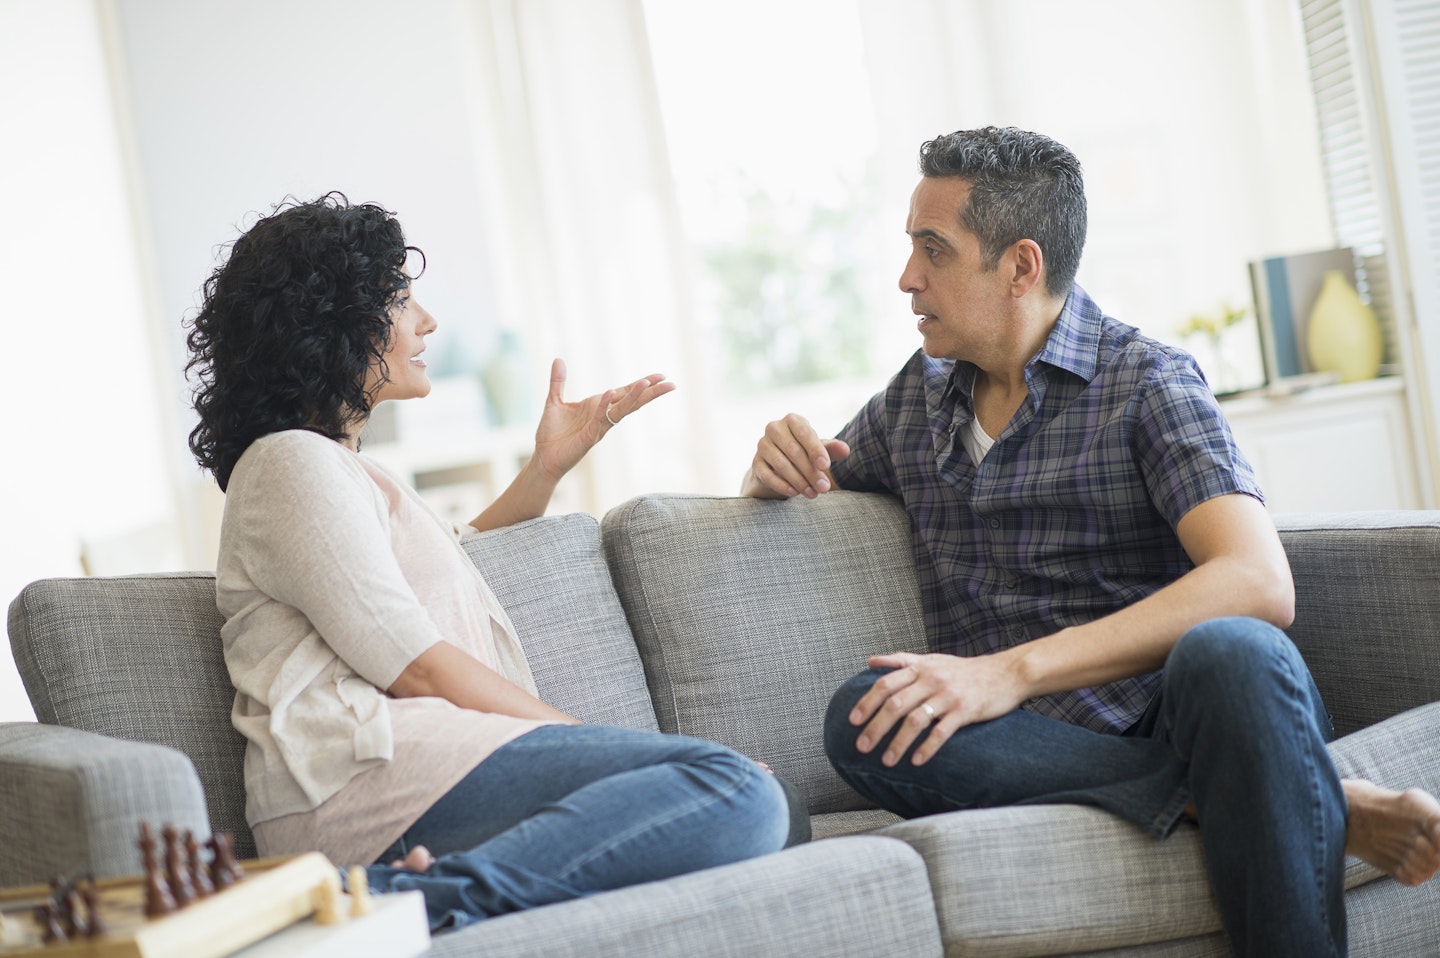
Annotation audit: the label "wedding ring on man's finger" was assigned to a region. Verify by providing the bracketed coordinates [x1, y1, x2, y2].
[605, 405, 621, 426]
[919, 702, 937, 723]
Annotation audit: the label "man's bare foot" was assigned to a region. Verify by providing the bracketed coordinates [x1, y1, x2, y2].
[388, 845, 436, 872]
[1343, 779, 1440, 886]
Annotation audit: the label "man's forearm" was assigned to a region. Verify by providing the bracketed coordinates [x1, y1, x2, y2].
[1010, 508, 1294, 698]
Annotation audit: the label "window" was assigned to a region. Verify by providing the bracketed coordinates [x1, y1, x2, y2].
[644, 0, 1335, 416]
[645, 0, 905, 403]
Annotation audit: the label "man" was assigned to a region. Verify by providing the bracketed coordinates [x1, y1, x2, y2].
[743, 126, 1440, 956]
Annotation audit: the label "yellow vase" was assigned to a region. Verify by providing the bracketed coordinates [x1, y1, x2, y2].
[1306, 269, 1383, 382]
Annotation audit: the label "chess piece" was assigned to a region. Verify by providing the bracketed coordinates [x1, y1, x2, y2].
[314, 876, 343, 926]
[185, 831, 214, 898]
[35, 903, 65, 943]
[207, 832, 243, 889]
[82, 879, 107, 938]
[50, 878, 77, 936]
[347, 866, 374, 917]
[163, 825, 196, 907]
[139, 823, 177, 918]
[62, 881, 87, 938]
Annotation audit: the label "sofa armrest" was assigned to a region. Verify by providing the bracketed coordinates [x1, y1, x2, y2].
[1277, 511, 1440, 736]
[0, 722, 211, 886]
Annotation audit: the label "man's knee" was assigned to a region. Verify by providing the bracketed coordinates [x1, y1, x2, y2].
[1164, 618, 1326, 738]
[824, 668, 888, 764]
[1168, 617, 1298, 686]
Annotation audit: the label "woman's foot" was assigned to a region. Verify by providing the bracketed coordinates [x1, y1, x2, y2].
[1343, 779, 1440, 886]
[388, 845, 436, 872]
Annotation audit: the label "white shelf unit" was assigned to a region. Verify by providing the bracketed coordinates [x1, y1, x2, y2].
[1222, 376, 1421, 512]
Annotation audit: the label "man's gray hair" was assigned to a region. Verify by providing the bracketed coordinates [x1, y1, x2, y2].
[919, 127, 1086, 298]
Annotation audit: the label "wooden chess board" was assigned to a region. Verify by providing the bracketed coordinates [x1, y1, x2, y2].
[0, 853, 343, 958]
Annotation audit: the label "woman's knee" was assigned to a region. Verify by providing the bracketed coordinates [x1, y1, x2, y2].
[702, 749, 790, 858]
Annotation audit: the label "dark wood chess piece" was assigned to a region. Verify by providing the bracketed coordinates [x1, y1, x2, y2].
[139, 822, 176, 918]
[208, 832, 243, 889]
[64, 882, 87, 937]
[81, 878, 107, 938]
[35, 902, 65, 944]
[163, 825, 196, 907]
[49, 878, 77, 936]
[185, 831, 214, 898]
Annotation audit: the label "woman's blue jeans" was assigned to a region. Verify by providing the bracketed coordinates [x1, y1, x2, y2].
[824, 617, 1347, 958]
[364, 724, 790, 933]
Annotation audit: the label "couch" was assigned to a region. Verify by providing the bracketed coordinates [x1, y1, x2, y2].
[5, 492, 1440, 956]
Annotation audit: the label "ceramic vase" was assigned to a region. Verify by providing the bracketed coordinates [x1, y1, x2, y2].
[1306, 269, 1383, 382]
[480, 329, 530, 426]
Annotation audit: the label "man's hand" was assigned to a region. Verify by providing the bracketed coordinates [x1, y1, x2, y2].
[851, 651, 1029, 767]
[742, 413, 851, 499]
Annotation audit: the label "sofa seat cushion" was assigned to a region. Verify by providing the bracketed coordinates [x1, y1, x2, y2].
[811, 808, 904, 840]
[463, 513, 656, 731]
[882, 804, 1217, 958]
[425, 836, 943, 958]
[601, 492, 927, 815]
[879, 701, 1440, 958]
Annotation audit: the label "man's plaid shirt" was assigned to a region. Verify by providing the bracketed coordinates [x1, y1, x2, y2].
[832, 285, 1263, 734]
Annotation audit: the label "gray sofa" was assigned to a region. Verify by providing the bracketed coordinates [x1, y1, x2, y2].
[5, 492, 1440, 957]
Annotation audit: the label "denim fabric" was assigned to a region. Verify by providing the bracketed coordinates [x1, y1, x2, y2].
[364, 724, 790, 933]
[825, 617, 1346, 958]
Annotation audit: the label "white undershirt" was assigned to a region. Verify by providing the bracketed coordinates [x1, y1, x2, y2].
[962, 416, 995, 463]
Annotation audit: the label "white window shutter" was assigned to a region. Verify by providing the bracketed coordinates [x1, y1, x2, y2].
[1297, 0, 1440, 503]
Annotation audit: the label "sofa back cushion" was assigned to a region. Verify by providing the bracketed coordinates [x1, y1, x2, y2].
[464, 513, 658, 732]
[602, 492, 927, 815]
[1278, 510, 1440, 737]
[7, 511, 654, 859]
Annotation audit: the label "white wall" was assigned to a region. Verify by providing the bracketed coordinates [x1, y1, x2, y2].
[0, 0, 1345, 725]
[0, 0, 517, 722]
[106, 0, 518, 554]
[862, 0, 1333, 343]
[0, 0, 172, 722]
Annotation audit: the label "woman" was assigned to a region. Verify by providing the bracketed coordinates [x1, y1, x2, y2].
[185, 193, 790, 932]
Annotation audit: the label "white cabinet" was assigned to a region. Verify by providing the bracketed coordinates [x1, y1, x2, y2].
[1221, 377, 1420, 512]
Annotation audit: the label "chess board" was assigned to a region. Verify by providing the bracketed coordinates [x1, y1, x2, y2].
[0, 853, 343, 958]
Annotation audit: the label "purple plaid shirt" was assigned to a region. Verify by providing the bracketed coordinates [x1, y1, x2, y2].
[831, 285, 1262, 734]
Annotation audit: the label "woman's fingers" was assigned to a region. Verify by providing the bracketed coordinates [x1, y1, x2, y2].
[602, 374, 676, 425]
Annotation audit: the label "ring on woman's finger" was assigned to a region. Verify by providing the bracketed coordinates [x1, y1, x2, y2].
[919, 702, 937, 722]
[605, 405, 621, 426]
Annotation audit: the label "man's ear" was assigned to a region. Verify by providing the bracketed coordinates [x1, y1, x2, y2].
[1009, 239, 1044, 298]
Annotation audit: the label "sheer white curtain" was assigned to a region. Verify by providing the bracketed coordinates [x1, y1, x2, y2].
[459, 0, 714, 505]
[857, 0, 1333, 370]
[0, 0, 176, 722]
[634, 0, 1332, 478]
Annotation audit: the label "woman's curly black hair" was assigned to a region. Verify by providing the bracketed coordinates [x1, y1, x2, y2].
[184, 192, 424, 491]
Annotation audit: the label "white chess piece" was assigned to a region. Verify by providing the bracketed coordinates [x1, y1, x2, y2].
[347, 866, 374, 917]
[313, 874, 343, 926]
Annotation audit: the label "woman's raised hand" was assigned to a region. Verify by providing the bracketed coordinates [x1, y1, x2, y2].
[532, 358, 676, 481]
